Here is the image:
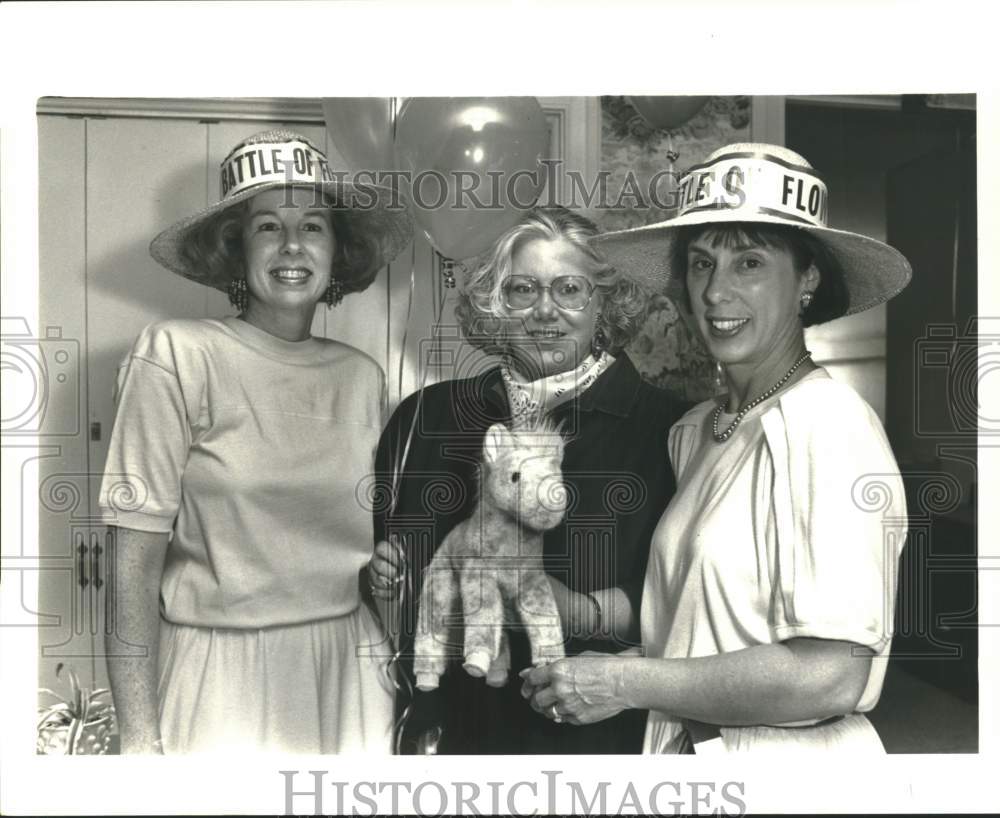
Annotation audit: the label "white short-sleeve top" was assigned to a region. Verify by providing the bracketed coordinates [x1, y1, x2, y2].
[99, 317, 386, 629]
[641, 369, 907, 753]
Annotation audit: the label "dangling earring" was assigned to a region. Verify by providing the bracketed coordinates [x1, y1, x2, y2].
[325, 278, 344, 309]
[227, 277, 248, 313]
[591, 312, 608, 357]
[799, 290, 814, 314]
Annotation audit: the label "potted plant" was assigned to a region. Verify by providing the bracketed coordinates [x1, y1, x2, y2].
[37, 663, 116, 755]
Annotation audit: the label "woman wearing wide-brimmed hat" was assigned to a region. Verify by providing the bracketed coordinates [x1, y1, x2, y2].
[523, 143, 910, 753]
[98, 129, 411, 754]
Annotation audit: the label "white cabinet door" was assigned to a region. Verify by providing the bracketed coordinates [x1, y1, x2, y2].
[36, 115, 105, 695]
[85, 117, 218, 506]
[83, 118, 219, 691]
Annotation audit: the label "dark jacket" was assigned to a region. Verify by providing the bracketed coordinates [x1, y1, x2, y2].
[373, 354, 688, 754]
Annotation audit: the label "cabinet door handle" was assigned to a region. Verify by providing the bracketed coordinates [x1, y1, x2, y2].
[74, 533, 87, 637]
[104, 529, 116, 634]
[76, 534, 89, 588]
[89, 532, 101, 636]
[91, 536, 103, 590]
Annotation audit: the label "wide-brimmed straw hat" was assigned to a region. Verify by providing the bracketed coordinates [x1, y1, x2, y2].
[593, 142, 912, 319]
[149, 128, 412, 290]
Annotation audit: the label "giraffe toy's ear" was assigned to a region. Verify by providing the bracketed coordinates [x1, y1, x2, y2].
[482, 423, 509, 465]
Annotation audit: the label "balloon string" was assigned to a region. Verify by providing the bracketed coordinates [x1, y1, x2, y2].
[385, 247, 452, 754]
[385, 559, 415, 756]
[384, 243, 417, 754]
[395, 242, 417, 406]
[664, 132, 680, 216]
[391, 248, 450, 513]
[382, 98, 436, 755]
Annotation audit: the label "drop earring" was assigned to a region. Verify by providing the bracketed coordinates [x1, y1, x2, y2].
[227, 277, 248, 313]
[591, 312, 608, 357]
[325, 278, 344, 309]
[799, 290, 814, 314]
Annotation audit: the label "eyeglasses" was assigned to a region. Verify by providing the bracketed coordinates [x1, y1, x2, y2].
[501, 275, 596, 311]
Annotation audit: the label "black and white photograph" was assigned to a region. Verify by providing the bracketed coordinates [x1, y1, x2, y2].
[1, 2, 997, 815]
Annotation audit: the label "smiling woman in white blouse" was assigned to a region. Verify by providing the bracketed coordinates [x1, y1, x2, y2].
[522, 142, 912, 754]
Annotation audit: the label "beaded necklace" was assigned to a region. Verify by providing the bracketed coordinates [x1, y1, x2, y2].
[712, 351, 813, 443]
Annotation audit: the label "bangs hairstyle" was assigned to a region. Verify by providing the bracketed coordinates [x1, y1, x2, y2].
[455, 206, 650, 356]
[179, 190, 381, 296]
[670, 222, 850, 327]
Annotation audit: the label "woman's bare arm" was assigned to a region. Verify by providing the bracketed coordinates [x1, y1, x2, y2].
[524, 637, 873, 726]
[105, 526, 169, 754]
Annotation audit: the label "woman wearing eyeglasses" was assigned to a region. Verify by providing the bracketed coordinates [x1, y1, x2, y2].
[367, 206, 687, 754]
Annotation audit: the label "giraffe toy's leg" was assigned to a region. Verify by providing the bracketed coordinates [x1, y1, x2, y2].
[517, 569, 566, 665]
[413, 551, 459, 691]
[485, 629, 511, 688]
[459, 562, 504, 678]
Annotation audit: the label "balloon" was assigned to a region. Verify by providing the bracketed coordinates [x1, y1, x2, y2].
[394, 97, 549, 260]
[627, 96, 710, 131]
[322, 97, 400, 171]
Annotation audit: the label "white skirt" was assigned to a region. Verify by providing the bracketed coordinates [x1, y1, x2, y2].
[717, 714, 884, 753]
[647, 713, 885, 754]
[157, 604, 395, 755]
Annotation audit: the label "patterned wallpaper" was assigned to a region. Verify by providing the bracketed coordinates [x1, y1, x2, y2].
[594, 96, 751, 402]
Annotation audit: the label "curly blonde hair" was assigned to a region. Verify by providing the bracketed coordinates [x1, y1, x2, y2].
[454, 206, 650, 356]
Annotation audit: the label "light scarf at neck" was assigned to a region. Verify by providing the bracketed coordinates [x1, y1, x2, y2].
[501, 351, 615, 428]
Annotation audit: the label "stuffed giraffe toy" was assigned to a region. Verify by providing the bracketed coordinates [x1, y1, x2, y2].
[413, 420, 567, 691]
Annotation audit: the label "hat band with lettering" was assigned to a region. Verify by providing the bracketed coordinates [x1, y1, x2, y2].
[675, 151, 829, 227]
[220, 138, 336, 199]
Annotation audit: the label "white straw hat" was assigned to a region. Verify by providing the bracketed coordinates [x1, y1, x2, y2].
[149, 128, 412, 291]
[594, 142, 912, 319]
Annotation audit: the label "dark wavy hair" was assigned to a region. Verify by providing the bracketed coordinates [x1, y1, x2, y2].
[455, 206, 650, 356]
[179, 190, 381, 296]
[669, 222, 849, 327]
